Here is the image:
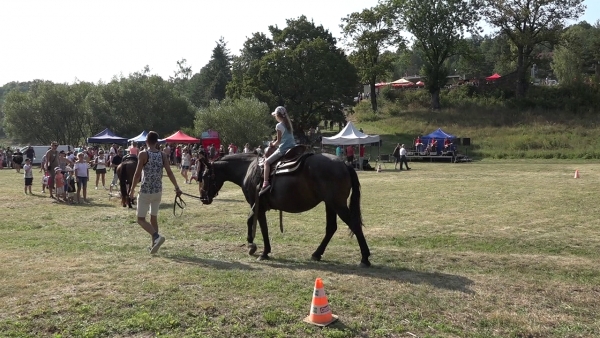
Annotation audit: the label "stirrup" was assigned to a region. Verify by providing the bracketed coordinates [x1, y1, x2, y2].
[258, 184, 271, 196]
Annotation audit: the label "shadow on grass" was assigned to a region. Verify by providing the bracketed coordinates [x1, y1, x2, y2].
[164, 251, 474, 294]
[261, 258, 475, 294]
[163, 254, 259, 271]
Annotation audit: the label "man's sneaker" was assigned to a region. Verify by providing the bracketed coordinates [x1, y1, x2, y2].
[150, 235, 165, 254]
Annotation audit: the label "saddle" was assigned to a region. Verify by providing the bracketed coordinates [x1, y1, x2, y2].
[259, 145, 313, 176]
[122, 154, 138, 163]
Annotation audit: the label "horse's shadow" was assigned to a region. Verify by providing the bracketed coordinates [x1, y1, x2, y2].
[164, 253, 474, 294]
[260, 258, 475, 294]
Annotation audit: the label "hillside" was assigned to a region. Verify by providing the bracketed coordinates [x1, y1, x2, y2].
[348, 97, 600, 160]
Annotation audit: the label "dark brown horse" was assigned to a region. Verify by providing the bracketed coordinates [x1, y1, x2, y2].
[116, 155, 138, 208]
[199, 152, 371, 267]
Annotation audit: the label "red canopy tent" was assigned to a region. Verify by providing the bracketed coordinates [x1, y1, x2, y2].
[375, 82, 389, 88]
[485, 73, 501, 81]
[162, 130, 200, 144]
[415, 81, 425, 87]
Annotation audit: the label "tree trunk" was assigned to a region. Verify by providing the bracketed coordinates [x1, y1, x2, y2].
[430, 88, 441, 110]
[515, 47, 528, 98]
[370, 81, 377, 112]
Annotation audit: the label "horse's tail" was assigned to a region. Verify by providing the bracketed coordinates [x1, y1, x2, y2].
[118, 163, 128, 200]
[347, 164, 363, 228]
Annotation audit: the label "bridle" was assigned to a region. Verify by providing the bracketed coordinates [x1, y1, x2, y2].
[172, 157, 218, 216]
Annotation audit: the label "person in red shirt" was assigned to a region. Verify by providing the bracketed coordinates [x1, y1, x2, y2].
[346, 145, 355, 165]
[358, 144, 365, 170]
[429, 139, 438, 154]
[415, 135, 423, 152]
[444, 137, 451, 149]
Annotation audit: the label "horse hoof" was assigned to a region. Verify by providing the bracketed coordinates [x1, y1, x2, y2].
[248, 243, 257, 255]
[311, 255, 322, 261]
[257, 254, 270, 261]
[359, 261, 371, 268]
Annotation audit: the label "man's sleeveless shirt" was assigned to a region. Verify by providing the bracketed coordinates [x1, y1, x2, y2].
[140, 150, 163, 194]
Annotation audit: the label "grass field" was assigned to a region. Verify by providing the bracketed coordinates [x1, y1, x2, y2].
[1, 160, 600, 337]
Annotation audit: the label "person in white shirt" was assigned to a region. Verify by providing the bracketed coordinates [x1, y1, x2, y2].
[399, 144, 411, 171]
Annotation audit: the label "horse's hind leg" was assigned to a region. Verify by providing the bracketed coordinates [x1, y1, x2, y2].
[335, 205, 371, 267]
[311, 204, 338, 261]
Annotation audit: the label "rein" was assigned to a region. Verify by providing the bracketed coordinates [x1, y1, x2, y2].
[172, 191, 203, 217]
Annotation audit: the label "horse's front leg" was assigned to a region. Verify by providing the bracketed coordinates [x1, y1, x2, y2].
[257, 211, 271, 260]
[246, 209, 258, 255]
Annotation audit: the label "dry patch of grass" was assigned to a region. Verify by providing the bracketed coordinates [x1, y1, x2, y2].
[1, 161, 600, 337]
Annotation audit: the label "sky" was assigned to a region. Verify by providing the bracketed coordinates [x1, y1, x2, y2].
[1, 0, 599, 86]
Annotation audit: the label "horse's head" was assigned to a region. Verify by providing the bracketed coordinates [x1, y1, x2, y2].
[200, 159, 221, 205]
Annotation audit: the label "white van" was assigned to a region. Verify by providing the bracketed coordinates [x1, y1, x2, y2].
[20, 145, 74, 166]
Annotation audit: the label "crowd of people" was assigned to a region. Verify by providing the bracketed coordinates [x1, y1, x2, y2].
[3, 139, 275, 203]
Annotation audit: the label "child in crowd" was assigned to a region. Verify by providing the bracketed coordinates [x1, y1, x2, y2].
[42, 171, 49, 193]
[23, 158, 33, 194]
[74, 152, 89, 203]
[66, 168, 76, 204]
[189, 158, 198, 183]
[54, 166, 66, 202]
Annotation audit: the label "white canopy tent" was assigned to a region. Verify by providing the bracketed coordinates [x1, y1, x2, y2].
[321, 121, 380, 145]
[321, 122, 381, 170]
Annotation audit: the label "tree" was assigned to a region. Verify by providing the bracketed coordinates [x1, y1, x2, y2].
[169, 58, 193, 97]
[387, 0, 481, 109]
[87, 73, 196, 138]
[483, 0, 585, 97]
[551, 22, 600, 85]
[3, 81, 92, 145]
[340, 4, 403, 112]
[194, 97, 272, 148]
[228, 16, 358, 135]
[188, 38, 232, 107]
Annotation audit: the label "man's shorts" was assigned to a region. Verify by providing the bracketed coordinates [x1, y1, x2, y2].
[24, 178, 33, 186]
[77, 176, 88, 188]
[137, 192, 162, 217]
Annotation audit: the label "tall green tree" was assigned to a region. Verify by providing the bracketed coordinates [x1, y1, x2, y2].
[551, 22, 600, 84]
[341, 3, 403, 112]
[188, 38, 232, 108]
[3, 81, 92, 145]
[194, 97, 272, 148]
[483, 0, 585, 97]
[87, 73, 196, 138]
[228, 16, 358, 135]
[388, 0, 481, 109]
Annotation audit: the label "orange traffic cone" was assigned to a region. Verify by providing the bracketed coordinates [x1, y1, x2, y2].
[574, 170, 580, 178]
[303, 278, 338, 326]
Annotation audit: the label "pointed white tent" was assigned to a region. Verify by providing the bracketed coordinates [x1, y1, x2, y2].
[321, 122, 380, 145]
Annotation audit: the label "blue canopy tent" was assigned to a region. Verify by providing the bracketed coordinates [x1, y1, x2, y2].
[420, 128, 457, 154]
[128, 130, 148, 143]
[87, 128, 128, 144]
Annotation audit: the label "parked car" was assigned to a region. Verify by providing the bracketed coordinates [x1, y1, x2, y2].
[20, 145, 73, 166]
